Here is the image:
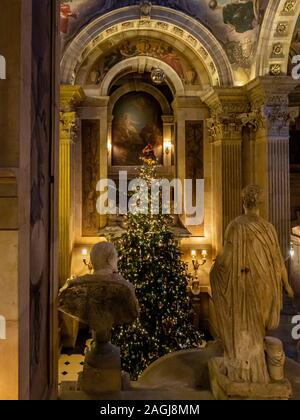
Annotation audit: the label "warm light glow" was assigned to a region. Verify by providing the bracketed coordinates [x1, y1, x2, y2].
[191, 250, 197, 258]
[202, 250, 208, 258]
[107, 140, 112, 154]
[82, 248, 88, 257]
[164, 140, 172, 155]
[290, 243, 295, 258]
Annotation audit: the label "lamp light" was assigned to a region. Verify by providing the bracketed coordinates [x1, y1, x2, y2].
[191, 249, 207, 271]
[107, 140, 112, 155]
[151, 68, 166, 85]
[82, 248, 93, 273]
[164, 140, 172, 155]
[188, 249, 208, 296]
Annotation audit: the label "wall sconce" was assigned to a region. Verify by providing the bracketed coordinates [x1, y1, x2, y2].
[82, 248, 93, 273]
[164, 141, 172, 155]
[191, 249, 207, 271]
[188, 250, 208, 296]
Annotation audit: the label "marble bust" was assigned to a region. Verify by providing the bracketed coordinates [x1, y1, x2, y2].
[58, 242, 139, 394]
[209, 185, 294, 399]
[59, 242, 138, 333]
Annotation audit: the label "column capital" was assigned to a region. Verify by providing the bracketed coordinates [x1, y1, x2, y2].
[203, 87, 250, 142]
[246, 76, 299, 137]
[60, 85, 86, 112]
[202, 87, 249, 117]
[60, 111, 78, 143]
[162, 115, 175, 124]
[246, 76, 298, 107]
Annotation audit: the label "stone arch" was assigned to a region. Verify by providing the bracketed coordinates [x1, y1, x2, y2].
[100, 56, 184, 97]
[256, 0, 300, 76]
[60, 5, 233, 87]
[108, 82, 172, 116]
[75, 28, 211, 90]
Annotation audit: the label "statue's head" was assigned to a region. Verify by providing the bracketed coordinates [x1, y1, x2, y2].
[242, 185, 263, 213]
[90, 242, 118, 273]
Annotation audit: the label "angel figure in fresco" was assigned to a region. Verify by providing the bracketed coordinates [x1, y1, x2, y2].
[162, 47, 185, 79]
[60, 3, 78, 34]
[207, 0, 265, 34]
[120, 41, 137, 58]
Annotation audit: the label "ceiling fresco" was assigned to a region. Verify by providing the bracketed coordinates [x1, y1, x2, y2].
[289, 13, 300, 72]
[60, 0, 269, 78]
[85, 38, 200, 86]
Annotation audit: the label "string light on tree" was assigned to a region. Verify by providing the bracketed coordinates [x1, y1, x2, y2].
[112, 145, 202, 380]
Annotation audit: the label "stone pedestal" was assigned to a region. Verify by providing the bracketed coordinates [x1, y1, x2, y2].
[208, 358, 292, 400]
[80, 343, 122, 395]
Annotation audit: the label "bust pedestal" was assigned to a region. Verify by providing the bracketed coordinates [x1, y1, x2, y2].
[79, 342, 122, 395]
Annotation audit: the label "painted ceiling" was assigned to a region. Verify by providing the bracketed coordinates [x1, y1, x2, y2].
[60, 0, 269, 77]
[60, 1, 269, 41]
[289, 13, 300, 70]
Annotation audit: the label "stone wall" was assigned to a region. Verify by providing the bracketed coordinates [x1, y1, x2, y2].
[0, 0, 59, 400]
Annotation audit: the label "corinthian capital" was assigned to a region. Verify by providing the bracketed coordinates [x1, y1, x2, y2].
[203, 87, 250, 141]
[60, 112, 79, 143]
[247, 76, 298, 136]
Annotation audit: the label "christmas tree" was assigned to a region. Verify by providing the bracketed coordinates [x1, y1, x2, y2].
[112, 146, 202, 380]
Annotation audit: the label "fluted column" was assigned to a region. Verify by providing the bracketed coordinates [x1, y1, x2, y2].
[247, 77, 299, 258]
[59, 86, 85, 285]
[203, 88, 249, 253]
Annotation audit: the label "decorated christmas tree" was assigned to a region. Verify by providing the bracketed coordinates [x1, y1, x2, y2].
[112, 145, 202, 380]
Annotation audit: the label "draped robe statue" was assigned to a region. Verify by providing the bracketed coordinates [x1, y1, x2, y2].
[210, 185, 294, 384]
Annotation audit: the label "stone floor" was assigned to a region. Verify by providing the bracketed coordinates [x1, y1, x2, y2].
[59, 354, 85, 386]
[59, 342, 300, 400]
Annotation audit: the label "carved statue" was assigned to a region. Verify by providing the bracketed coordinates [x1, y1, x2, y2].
[209, 185, 294, 399]
[265, 337, 286, 382]
[58, 242, 139, 394]
[140, 1, 152, 20]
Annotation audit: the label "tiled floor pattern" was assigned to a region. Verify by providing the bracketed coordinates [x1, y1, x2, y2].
[59, 354, 85, 385]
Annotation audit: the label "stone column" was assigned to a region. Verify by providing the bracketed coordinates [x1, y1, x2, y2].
[247, 77, 298, 258]
[203, 88, 249, 254]
[59, 86, 85, 285]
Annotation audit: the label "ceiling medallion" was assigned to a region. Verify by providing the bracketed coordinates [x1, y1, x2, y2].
[151, 68, 166, 85]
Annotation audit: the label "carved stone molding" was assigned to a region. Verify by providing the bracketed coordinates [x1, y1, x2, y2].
[247, 76, 298, 136]
[60, 85, 86, 112]
[282, 0, 297, 14]
[207, 116, 246, 142]
[238, 112, 264, 131]
[59, 112, 79, 143]
[140, 1, 152, 20]
[203, 87, 250, 141]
